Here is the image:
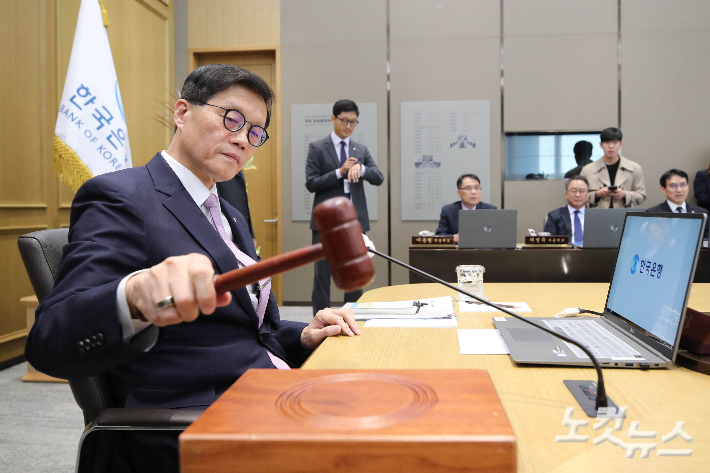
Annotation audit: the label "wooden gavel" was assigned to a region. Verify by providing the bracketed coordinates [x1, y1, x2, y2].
[214, 197, 374, 294]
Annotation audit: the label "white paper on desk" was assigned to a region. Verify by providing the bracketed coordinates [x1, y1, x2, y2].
[457, 329, 510, 354]
[458, 301, 532, 313]
[344, 296, 454, 320]
[365, 317, 458, 328]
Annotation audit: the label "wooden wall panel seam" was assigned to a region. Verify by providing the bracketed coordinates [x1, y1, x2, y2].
[0, 329, 28, 345]
[135, 0, 169, 20]
[0, 203, 48, 209]
[0, 225, 49, 234]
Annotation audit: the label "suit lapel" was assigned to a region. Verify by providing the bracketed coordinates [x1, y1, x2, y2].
[146, 155, 259, 325]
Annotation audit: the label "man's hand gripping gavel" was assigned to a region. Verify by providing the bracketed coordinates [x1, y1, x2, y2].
[125, 197, 374, 335]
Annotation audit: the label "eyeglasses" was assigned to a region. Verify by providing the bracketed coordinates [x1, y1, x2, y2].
[201, 103, 269, 147]
[336, 116, 359, 127]
[458, 186, 481, 192]
[567, 188, 589, 195]
[667, 182, 688, 190]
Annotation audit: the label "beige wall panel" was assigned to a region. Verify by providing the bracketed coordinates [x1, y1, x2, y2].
[280, 39, 387, 303]
[505, 179, 567, 242]
[189, 0, 279, 49]
[505, 0, 616, 36]
[389, 37, 502, 285]
[0, 1, 46, 205]
[504, 33, 618, 132]
[390, 0, 500, 39]
[623, 0, 710, 33]
[281, 0, 386, 45]
[621, 28, 710, 207]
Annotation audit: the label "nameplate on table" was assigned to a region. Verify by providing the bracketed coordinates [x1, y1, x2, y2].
[411, 235, 456, 248]
[524, 235, 569, 248]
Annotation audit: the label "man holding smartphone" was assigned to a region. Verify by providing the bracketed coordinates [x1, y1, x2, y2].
[581, 127, 646, 208]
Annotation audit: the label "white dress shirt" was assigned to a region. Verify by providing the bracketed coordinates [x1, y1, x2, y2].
[116, 151, 257, 344]
[567, 205, 586, 243]
[666, 199, 687, 213]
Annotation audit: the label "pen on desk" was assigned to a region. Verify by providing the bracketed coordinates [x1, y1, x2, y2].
[464, 301, 517, 309]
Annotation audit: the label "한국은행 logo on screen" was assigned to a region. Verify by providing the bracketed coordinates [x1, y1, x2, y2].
[630, 254, 639, 274]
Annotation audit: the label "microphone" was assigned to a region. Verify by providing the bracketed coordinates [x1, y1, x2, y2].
[214, 197, 374, 294]
[365, 245, 610, 414]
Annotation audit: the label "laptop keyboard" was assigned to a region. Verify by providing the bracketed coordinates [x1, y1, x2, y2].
[543, 319, 642, 359]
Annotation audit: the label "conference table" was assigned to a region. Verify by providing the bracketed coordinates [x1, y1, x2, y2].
[301, 283, 710, 473]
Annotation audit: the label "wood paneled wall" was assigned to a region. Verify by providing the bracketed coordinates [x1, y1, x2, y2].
[0, 0, 174, 365]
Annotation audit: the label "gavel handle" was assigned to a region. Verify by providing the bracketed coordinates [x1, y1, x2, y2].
[214, 244, 325, 294]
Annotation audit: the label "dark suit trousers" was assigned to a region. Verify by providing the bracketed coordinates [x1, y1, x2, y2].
[311, 231, 363, 315]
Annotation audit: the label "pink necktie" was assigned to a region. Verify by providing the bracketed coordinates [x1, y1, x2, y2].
[203, 194, 290, 370]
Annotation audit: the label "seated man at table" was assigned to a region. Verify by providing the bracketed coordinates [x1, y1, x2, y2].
[25, 64, 360, 473]
[435, 173, 497, 242]
[543, 175, 589, 244]
[646, 168, 709, 239]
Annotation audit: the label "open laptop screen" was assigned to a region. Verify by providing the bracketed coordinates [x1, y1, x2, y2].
[605, 213, 704, 353]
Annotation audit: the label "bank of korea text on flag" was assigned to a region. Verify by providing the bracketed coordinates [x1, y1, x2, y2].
[54, 0, 131, 191]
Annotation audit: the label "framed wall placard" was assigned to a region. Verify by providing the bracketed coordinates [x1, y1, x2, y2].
[401, 101, 490, 220]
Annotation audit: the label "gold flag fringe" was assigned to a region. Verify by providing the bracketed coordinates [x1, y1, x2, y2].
[53, 135, 94, 192]
[98, 0, 109, 27]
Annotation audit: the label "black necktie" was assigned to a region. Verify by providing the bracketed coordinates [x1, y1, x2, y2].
[339, 141, 347, 166]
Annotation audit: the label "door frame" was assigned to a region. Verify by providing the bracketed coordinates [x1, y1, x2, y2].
[189, 46, 283, 304]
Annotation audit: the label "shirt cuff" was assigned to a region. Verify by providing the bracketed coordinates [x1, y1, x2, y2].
[117, 269, 157, 349]
[359, 164, 366, 177]
[335, 168, 343, 179]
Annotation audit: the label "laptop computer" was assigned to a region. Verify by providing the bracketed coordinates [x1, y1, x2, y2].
[458, 209, 517, 249]
[583, 208, 633, 248]
[494, 212, 706, 368]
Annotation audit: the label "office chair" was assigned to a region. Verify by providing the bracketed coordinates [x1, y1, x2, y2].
[18, 228, 202, 473]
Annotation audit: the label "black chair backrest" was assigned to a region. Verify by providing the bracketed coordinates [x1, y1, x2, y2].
[18, 228, 69, 303]
[18, 228, 116, 424]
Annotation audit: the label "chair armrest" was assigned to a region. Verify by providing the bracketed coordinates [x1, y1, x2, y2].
[93, 408, 204, 429]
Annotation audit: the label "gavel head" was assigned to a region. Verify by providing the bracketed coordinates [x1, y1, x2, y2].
[314, 197, 375, 292]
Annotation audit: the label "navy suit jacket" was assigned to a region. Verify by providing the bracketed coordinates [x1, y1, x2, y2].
[26, 154, 309, 410]
[694, 169, 710, 212]
[305, 135, 384, 232]
[435, 200, 497, 235]
[646, 201, 709, 239]
[216, 170, 254, 238]
[544, 206, 574, 238]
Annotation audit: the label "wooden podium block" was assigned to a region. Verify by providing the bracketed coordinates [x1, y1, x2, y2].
[180, 369, 515, 473]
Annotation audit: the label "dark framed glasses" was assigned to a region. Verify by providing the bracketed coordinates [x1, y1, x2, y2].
[201, 103, 269, 147]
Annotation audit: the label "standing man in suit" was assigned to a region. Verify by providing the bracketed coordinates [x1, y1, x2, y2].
[26, 65, 360, 472]
[435, 173, 497, 242]
[581, 127, 646, 209]
[306, 99, 384, 315]
[217, 170, 255, 240]
[543, 175, 589, 244]
[647, 169, 709, 239]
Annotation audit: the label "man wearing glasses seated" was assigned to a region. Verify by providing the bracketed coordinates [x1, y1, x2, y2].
[543, 175, 590, 244]
[646, 169, 709, 239]
[306, 99, 384, 315]
[435, 173, 497, 243]
[27, 64, 359, 472]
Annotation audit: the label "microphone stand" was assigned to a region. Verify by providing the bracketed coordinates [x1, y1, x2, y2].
[367, 247, 609, 412]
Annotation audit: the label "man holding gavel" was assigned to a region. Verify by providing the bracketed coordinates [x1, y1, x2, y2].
[26, 65, 361, 472]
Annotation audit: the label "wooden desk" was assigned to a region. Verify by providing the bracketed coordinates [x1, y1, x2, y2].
[303, 283, 710, 473]
[409, 248, 710, 283]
